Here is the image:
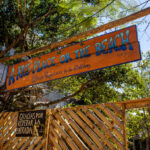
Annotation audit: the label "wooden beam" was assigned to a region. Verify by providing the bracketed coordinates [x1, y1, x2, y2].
[115, 97, 150, 109]
[1, 7, 150, 62]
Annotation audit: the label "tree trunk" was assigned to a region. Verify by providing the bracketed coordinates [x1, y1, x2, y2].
[133, 138, 136, 150]
[146, 137, 149, 150]
[139, 140, 142, 150]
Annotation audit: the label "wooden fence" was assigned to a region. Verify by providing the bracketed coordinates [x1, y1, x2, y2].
[0, 98, 150, 150]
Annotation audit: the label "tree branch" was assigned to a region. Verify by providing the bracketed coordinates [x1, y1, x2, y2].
[28, 0, 34, 23]
[0, 26, 29, 57]
[0, 8, 56, 58]
[33, 77, 101, 108]
[30, 8, 57, 26]
[36, 94, 49, 102]
[24, 0, 27, 18]
[17, 0, 26, 27]
[17, 0, 22, 23]
[0, 7, 150, 62]
[33, 83, 85, 108]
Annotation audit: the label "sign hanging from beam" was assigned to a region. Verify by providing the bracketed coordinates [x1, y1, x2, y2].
[6, 25, 141, 90]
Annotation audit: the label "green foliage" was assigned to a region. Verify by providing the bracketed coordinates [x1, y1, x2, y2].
[48, 62, 145, 106]
[123, 51, 150, 100]
[125, 51, 150, 148]
[127, 109, 150, 140]
[0, 0, 135, 59]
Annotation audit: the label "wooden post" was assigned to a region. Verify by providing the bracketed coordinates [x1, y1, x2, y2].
[45, 109, 51, 150]
[0, 132, 3, 149]
[122, 104, 128, 150]
[0, 113, 4, 150]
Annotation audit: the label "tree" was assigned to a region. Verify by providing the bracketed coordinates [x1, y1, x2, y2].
[0, 0, 143, 111]
[43, 63, 143, 106]
[123, 51, 150, 99]
[125, 51, 150, 150]
[127, 108, 150, 150]
[0, 0, 118, 59]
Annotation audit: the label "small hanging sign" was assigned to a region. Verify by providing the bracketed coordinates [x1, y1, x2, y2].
[16, 110, 46, 137]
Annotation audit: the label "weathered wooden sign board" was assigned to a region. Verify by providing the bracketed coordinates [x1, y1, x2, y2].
[16, 110, 46, 137]
[6, 25, 141, 90]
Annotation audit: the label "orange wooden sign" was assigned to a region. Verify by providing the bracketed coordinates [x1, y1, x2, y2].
[6, 25, 141, 90]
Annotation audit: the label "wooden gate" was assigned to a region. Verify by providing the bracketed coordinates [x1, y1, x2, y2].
[0, 98, 150, 150]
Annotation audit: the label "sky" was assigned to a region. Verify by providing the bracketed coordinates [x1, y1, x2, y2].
[135, 0, 150, 54]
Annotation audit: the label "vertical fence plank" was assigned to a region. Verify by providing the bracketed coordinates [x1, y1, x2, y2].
[122, 104, 128, 150]
[45, 109, 51, 150]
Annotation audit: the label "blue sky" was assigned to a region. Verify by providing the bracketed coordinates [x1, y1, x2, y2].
[134, 0, 150, 53]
